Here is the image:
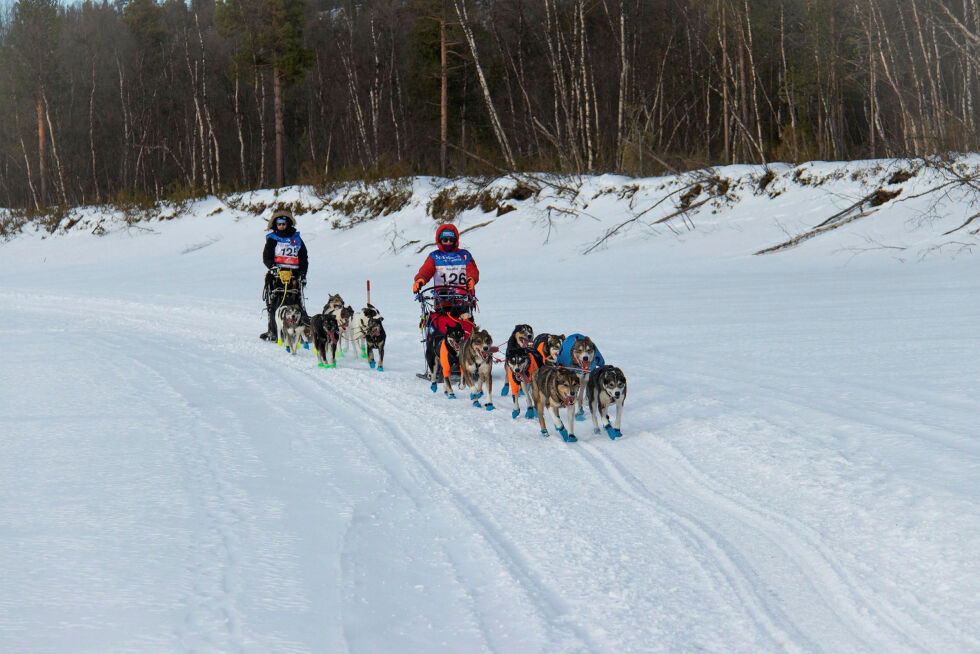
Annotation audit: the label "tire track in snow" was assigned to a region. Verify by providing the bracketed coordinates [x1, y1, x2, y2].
[642, 354, 976, 652]
[256, 356, 597, 653]
[85, 339, 250, 652]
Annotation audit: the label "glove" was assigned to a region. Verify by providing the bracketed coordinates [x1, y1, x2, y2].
[466, 279, 475, 293]
[413, 279, 424, 293]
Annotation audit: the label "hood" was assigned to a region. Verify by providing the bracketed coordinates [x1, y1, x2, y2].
[266, 211, 296, 231]
[435, 223, 459, 253]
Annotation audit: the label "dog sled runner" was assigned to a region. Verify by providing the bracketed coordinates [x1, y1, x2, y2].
[414, 284, 477, 383]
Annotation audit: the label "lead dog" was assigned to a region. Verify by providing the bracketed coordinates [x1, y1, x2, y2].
[311, 310, 341, 368]
[350, 304, 380, 356]
[364, 315, 386, 372]
[587, 365, 627, 439]
[460, 328, 496, 410]
[275, 304, 305, 354]
[531, 366, 581, 442]
[556, 334, 604, 420]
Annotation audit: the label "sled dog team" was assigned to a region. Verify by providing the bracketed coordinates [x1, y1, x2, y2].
[274, 293, 386, 371]
[273, 300, 628, 442]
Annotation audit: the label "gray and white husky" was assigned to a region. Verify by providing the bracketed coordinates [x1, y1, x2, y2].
[275, 304, 305, 354]
[586, 365, 627, 440]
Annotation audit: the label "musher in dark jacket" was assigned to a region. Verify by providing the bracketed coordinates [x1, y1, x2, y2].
[260, 210, 309, 340]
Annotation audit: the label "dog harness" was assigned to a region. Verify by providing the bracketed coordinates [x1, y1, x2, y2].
[267, 231, 303, 268]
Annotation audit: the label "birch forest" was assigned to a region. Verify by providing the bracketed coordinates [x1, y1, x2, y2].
[2, 0, 980, 209]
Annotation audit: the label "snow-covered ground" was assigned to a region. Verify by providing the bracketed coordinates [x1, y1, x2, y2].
[1, 160, 978, 653]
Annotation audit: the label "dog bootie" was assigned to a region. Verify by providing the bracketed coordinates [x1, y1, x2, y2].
[303, 343, 310, 350]
[557, 427, 577, 443]
[472, 400, 481, 408]
[524, 407, 537, 419]
[376, 366, 383, 372]
[574, 409, 586, 422]
[539, 429, 549, 438]
[445, 391, 456, 399]
[484, 403, 495, 411]
[430, 383, 438, 393]
[500, 386, 509, 397]
[512, 409, 520, 419]
[369, 361, 376, 369]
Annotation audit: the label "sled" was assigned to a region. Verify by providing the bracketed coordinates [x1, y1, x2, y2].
[414, 284, 477, 383]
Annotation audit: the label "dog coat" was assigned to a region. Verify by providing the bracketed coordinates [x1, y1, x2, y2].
[556, 334, 605, 371]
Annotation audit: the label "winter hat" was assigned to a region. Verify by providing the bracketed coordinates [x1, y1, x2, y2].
[435, 223, 459, 252]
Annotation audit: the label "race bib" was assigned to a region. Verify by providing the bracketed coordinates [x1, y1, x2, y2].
[434, 264, 468, 287]
[274, 240, 300, 268]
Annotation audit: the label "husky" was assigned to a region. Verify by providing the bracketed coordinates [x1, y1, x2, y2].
[532, 332, 565, 364]
[500, 324, 535, 397]
[364, 315, 386, 371]
[327, 304, 355, 354]
[325, 293, 345, 311]
[310, 310, 341, 368]
[350, 304, 380, 357]
[460, 328, 496, 410]
[429, 323, 466, 398]
[275, 304, 305, 354]
[506, 324, 534, 354]
[531, 366, 582, 442]
[587, 365, 628, 439]
[556, 334, 605, 420]
[504, 348, 538, 419]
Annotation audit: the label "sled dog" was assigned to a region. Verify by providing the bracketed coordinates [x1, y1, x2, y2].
[505, 324, 535, 354]
[311, 310, 341, 368]
[531, 366, 581, 442]
[532, 332, 565, 364]
[587, 365, 628, 439]
[350, 304, 381, 355]
[505, 348, 538, 419]
[327, 304, 354, 350]
[460, 328, 496, 409]
[561, 335, 601, 417]
[325, 293, 345, 312]
[430, 323, 466, 397]
[275, 304, 305, 355]
[364, 315, 386, 371]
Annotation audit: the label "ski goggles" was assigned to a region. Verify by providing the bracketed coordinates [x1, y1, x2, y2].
[439, 233, 457, 243]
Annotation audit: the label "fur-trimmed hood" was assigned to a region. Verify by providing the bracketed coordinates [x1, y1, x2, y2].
[266, 211, 296, 231]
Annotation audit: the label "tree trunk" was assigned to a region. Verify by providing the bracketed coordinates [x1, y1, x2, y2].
[453, 0, 515, 169]
[274, 66, 284, 188]
[36, 92, 47, 205]
[440, 13, 448, 177]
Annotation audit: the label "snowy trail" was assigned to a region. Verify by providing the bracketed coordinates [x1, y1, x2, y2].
[4, 281, 976, 654]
